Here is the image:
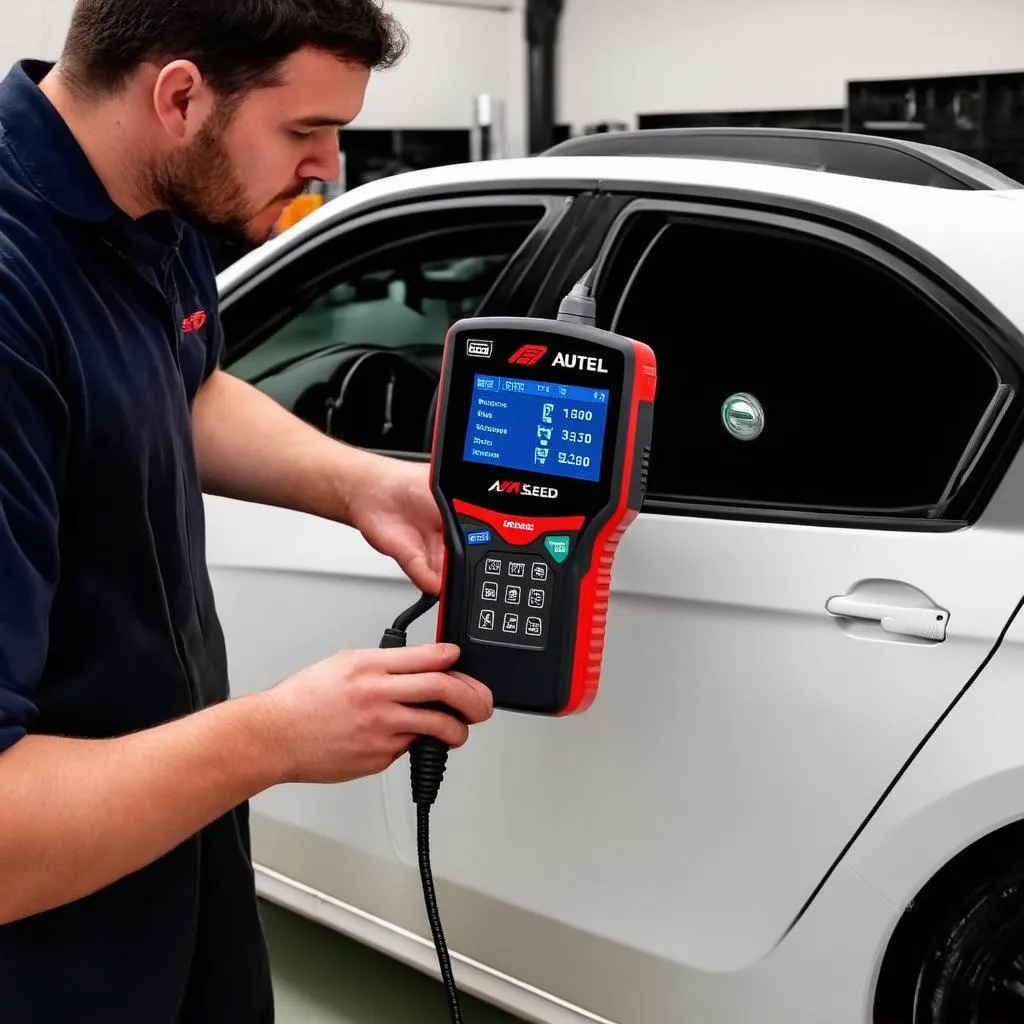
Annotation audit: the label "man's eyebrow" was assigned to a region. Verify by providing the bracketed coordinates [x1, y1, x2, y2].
[294, 116, 351, 128]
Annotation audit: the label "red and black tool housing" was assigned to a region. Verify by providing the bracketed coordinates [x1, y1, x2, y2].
[430, 317, 657, 716]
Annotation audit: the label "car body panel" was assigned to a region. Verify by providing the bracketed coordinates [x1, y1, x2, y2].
[205, 491, 1024, 973]
[208, 153, 1024, 1022]
[249, 802, 899, 1024]
[847, 448, 1024, 904]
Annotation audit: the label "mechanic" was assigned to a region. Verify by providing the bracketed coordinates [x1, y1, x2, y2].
[0, 2, 494, 1021]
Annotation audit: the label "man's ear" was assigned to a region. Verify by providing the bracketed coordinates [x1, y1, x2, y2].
[152, 60, 214, 144]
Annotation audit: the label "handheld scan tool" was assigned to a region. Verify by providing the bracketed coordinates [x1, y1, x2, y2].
[430, 316, 657, 716]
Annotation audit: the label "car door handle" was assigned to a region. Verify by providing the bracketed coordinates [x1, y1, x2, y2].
[826, 591, 949, 641]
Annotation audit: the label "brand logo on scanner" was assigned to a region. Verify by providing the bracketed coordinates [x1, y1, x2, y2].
[490, 480, 522, 494]
[489, 480, 559, 500]
[508, 345, 548, 367]
[552, 352, 609, 374]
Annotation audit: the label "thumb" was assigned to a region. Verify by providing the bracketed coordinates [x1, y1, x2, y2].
[402, 550, 442, 596]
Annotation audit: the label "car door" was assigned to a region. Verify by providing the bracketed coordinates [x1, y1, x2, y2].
[375, 190, 1024, 1018]
[203, 191, 585, 894]
[574, 199, 1024, 968]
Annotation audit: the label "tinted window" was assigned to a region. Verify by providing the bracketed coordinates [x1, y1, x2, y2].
[599, 212, 1002, 518]
[221, 204, 546, 454]
[227, 251, 512, 383]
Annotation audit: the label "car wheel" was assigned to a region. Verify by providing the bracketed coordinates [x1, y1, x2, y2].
[876, 848, 1024, 1023]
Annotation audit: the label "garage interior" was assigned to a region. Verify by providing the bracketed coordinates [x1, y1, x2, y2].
[4, 0, 1024, 1022]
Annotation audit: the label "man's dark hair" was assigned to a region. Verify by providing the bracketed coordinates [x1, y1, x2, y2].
[61, 0, 408, 97]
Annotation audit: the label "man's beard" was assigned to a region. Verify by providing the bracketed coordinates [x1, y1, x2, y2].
[144, 106, 306, 250]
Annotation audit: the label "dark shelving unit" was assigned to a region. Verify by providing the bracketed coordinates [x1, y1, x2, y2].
[848, 70, 1024, 183]
[638, 107, 845, 133]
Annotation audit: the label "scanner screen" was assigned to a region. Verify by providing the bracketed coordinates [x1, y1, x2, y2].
[462, 373, 611, 483]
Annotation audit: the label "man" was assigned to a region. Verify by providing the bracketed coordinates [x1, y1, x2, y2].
[0, 1, 494, 1021]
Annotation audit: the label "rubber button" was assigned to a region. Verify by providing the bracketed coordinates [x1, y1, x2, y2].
[544, 535, 571, 564]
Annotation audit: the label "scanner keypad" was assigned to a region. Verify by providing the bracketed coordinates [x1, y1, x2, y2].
[470, 552, 554, 649]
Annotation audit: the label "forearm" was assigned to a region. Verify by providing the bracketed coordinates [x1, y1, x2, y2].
[0, 692, 282, 925]
[192, 369, 374, 524]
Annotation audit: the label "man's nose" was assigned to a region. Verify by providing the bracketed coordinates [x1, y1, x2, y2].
[299, 136, 342, 186]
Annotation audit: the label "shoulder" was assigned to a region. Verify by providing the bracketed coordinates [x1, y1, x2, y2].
[0, 245, 67, 420]
[0, 158, 75, 358]
[0, 228, 62, 373]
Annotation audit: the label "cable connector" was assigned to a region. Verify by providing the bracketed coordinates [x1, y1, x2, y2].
[379, 593, 452, 808]
[379, 626, 409, 650]
[380, 598, 452, 811]
[410, 733, 450, 808]
[557, 267, 597, 327]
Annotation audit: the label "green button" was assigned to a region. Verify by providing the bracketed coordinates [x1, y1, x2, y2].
[544, 535, 571, 564]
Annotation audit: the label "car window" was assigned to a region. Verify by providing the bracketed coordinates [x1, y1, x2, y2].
[596, 209, 1012, 523]
[221, 203, 548, 454]
[227, 251, 515, 383]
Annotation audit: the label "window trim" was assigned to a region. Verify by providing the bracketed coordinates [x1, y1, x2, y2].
[590, 197, 1024, 531]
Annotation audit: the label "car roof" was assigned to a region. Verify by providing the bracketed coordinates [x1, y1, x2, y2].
[219, 154, 1024, 334]
[542, 127, 1023, 191]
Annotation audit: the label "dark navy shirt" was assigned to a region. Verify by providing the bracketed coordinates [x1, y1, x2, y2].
[0, 61, 273, 1022]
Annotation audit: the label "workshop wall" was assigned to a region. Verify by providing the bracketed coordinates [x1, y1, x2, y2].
[0, 0, 527, 156]
[559, 0, 1024, 132]
[0, 2, 57, 78]
[359, 0, 526, 156]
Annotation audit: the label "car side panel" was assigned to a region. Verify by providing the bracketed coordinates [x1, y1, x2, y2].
[249, 788, 898, 1024]
[846, 509, 1024, 905]
[381, 511, 1024, 973]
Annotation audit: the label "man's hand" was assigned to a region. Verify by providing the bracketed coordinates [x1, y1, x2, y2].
[0, 641, 492, 926]
[346, 456, 446, 595]
[261, 643, 494, 784]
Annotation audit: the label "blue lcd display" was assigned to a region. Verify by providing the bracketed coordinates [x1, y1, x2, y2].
[462, 374, 611, 483]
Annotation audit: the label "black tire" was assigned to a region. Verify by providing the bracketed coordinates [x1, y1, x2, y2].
[875, 840, 1024, 1024]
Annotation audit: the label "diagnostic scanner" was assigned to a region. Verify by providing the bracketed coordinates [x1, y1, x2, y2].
[430, 316, 657, 716]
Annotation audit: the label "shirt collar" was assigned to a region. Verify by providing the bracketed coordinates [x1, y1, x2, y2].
[0, 59, 183, 260]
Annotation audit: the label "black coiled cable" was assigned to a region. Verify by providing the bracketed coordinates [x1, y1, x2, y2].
[380, 593, 465, 1024]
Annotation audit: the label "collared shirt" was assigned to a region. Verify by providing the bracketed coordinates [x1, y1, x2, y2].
[0, 60, 272, 1022]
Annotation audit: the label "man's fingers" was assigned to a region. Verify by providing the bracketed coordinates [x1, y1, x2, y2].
[427, 532, 445, 578]
[369, 642, 461, 674]
[394, 708, 472, 749]
[380, 524, 441, 596]
[393, 671, 494, 725]
[401, 549, 442, 596]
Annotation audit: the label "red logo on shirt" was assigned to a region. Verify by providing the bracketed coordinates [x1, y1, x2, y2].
[182, 311, 208, 334]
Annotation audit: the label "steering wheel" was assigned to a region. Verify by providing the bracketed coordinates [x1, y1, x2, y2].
[322, 349, 438, 452]
[424, 381, 441, 453]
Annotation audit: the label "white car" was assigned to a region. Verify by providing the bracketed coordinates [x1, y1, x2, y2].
[208, 130, 1024, 1024]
